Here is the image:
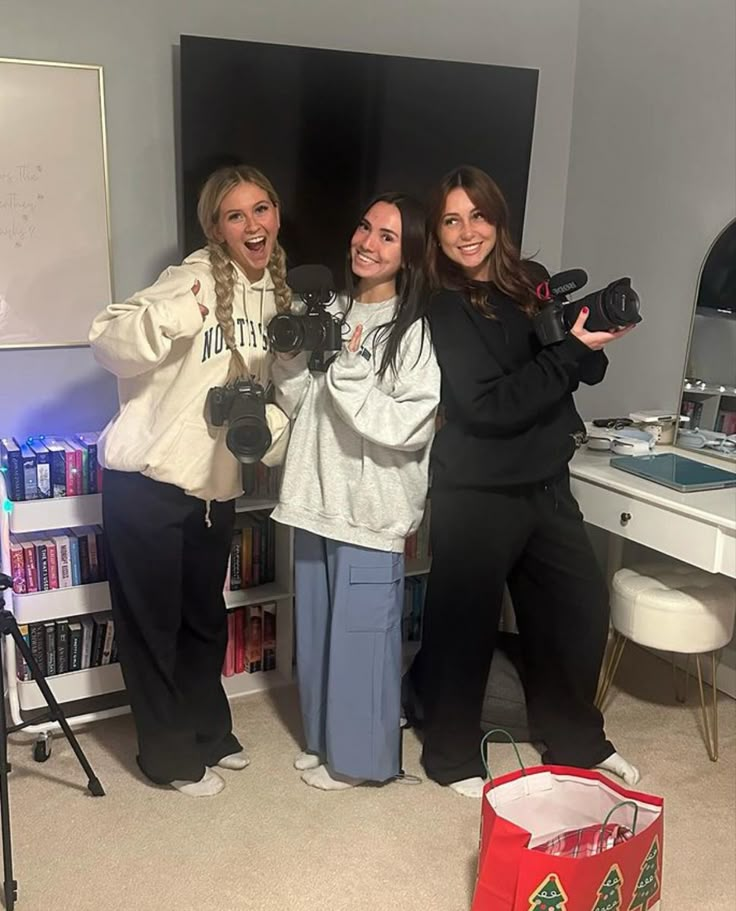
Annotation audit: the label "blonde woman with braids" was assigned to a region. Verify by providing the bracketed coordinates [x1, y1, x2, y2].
[89, 165, 290, 797]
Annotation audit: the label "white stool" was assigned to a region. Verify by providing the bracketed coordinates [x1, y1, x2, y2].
[596, 561, 736, 761]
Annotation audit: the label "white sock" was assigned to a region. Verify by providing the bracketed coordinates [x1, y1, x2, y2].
[301, 765, 365, 791]
[448, 776, 486, 798]
[217, 751, 250, 771]
[294, 751, 321, 771]
[598, 751, 641, 786]
[170, 767, 225, 797]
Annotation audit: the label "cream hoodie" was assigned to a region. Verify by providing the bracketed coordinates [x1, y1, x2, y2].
[89, 248, 289, 502]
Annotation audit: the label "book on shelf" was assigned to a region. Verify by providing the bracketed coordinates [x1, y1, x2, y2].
[404, 500, 432, 563]
[402, 576, 427, 644]
[27, 440, 52, 499]
[74, 432, 101, 493]
[245, 605, 263, 673]
[221, 602, 276, 678]
[223, 612, 236, 677]
[7, 527, 106, 594]
[15, 611, 119, 681]
[262, 602, 277, 671]
[233, 608, 245, 674]
[225, 513, 276, 592]
[19, 442, 38, 501]
[0, 438, 24, 501]
[716, 410, 736, 434]
[68, 622, 83, 672]
[681, 398, 704, 428]
[241, 463, 281, 499]
[16, 624, 31, 681]
[56, 619, 70, 674]
[0, 432, 103, 501]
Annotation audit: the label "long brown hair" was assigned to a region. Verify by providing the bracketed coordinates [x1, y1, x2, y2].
[343, 192, 429, 380]
[197, 165, 290, 383]
[426, 165, 540, 317]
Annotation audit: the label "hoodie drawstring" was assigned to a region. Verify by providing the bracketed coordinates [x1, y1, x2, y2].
[204, 500, 212, 528]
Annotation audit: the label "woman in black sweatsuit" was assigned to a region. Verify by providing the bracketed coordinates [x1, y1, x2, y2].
[411, 165, 639, 796]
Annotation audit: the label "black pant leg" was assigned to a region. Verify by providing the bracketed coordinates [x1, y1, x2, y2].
[178, 498, 241, 766]
[103, 469, 212, 783]
[416, 487, 531, 784]
[507, 473, 614, 768]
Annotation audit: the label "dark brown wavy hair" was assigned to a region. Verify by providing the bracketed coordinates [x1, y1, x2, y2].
[426, 165, 543, 317]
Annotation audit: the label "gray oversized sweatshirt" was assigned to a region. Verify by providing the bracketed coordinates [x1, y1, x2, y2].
[270, 296, 441, 552]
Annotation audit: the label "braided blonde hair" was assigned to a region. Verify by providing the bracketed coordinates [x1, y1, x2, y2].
[196, 165, 289, 384]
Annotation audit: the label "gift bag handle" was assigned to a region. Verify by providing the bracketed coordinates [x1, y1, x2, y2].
[480, 729, 527, 782]
[601, 800, 639, 837]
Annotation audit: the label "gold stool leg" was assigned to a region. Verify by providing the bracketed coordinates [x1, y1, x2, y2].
[673, 654, 690, 704]
[596, 632, 627, 710]
[695, 652, 719, 762]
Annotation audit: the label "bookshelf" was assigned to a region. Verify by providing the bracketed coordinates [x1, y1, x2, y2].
[223, 497, 294, 697]
[0, 475, 296, 756]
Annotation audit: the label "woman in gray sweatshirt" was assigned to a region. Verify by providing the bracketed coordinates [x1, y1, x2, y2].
[271, 193, 441, 790]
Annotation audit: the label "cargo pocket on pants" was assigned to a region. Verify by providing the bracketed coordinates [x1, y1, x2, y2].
[346, 559, 403, 633]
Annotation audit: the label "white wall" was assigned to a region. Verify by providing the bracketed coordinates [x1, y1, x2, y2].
[564, 2, 736, 698]
[563, 0, 736, 421]
[0, 0, 580, 439]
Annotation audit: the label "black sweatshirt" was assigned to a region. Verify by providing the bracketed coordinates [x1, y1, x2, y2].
[427, 283, 607, 489]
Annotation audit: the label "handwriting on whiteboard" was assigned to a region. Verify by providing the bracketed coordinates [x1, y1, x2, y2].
[0, 164, 45, 248]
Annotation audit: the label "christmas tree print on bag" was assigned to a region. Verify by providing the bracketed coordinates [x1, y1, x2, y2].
[590, 864, 624, 911]
[528, 875, 569, 910]
[628, 837, 660, 910]
[470, 731, 664, 911]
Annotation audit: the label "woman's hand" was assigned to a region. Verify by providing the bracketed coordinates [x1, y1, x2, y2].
[570, 307, 636, 351]
[191, 280, 208, 320]
[348, 324, 363, 352]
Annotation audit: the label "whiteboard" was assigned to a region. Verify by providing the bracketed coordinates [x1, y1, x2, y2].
[0, 58, 112, 349]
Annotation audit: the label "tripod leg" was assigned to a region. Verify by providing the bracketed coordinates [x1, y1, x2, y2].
[6, 614, 105, 797]
[0, 637, 18, 910]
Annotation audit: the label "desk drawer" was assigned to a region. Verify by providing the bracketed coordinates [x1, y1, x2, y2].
[571, 479, 721, 572]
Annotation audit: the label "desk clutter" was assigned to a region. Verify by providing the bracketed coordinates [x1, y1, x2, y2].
[583, 409, 736, 490]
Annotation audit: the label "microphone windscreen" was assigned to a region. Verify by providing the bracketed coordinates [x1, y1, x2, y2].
[286, 264, 336, 295]
[548, 268, 589, 297]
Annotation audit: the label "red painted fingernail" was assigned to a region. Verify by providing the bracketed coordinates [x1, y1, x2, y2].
[582, 307, 589, 315]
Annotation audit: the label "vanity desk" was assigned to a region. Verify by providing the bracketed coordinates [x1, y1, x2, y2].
[570, 445, 736, 580]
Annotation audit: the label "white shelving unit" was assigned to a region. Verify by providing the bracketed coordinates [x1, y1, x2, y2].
[0, 476, 296, 752]
[223, 497, 294, 698]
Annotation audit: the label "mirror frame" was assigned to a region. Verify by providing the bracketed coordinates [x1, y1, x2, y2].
[675, 217, 736, 464]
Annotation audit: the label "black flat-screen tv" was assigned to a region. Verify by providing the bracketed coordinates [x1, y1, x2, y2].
[180, 36, 538, 279]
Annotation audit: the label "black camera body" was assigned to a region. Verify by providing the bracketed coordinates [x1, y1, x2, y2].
[268, 307, 343, 356]
[533, 273, 641, 347]
[206, 378, 271, 464]
[267, 264, 343, 356]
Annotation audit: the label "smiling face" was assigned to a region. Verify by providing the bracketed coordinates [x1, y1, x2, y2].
[349, 201, 403, 299]
[214, 181, 280, 282]
[437, 187, 497, 282]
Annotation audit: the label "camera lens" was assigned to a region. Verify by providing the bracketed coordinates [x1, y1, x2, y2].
[267, 314, 304, 354]
[601, 280, 641, 327]
[226, 417, 272, 464]
[565, 278, 641, 333]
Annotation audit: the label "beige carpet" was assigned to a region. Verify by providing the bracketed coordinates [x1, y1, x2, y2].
[5, 644, 735, 911]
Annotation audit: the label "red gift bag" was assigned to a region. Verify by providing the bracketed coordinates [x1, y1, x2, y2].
[472, 732, 664, 911]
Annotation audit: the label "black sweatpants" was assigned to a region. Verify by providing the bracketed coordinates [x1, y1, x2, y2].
[102, 469, 241, 784]
[413, 472, 614, 784]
